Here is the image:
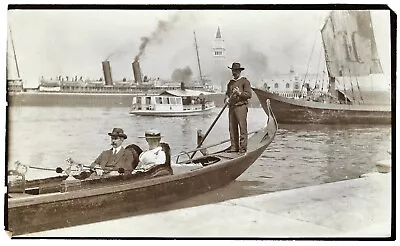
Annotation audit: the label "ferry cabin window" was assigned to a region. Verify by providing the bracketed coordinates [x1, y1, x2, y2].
[145, 97, 151, 105]
[156, 97, 163, 104]
[170, 97, 177, 104]
[183, 97, 193, 105]
[177, 98, 182, 104]
[163, 97, 169, 104]
[136, 97, 142, 110]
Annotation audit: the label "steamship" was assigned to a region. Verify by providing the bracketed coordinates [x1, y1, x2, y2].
[7, 60, 216, 107]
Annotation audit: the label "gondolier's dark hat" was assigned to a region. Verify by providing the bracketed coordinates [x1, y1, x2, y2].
[228, 62, 245, 71]
[108, 128, 127, 139]
[139, 129, 163, 139]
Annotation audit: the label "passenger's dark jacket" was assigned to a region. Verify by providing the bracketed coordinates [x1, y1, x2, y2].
[91, 147, 134, 174]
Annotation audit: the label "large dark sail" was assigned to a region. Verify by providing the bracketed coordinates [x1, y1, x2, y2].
[321, 10, 383, 78]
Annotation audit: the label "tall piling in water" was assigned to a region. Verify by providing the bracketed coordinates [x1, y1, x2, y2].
[102, 61, 113, 85]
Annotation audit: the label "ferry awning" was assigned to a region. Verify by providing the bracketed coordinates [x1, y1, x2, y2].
[160, 89, 214, 97]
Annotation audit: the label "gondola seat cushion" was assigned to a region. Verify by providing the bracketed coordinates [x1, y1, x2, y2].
[125, 144, 143, 170]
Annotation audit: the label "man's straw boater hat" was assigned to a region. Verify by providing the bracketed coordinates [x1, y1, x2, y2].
[108, 128, 127, 139]
[228, 62, 245, 71]
[139, 129, 163, 139]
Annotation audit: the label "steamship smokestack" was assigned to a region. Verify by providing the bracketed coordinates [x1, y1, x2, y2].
[102, 61, 113, 85]
[132, 60, 142, 84]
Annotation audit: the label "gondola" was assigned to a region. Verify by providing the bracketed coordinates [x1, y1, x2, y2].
[7, 94, 277, 236]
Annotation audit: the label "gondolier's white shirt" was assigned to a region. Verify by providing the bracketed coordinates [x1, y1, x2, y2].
[231, 76, 242, 81]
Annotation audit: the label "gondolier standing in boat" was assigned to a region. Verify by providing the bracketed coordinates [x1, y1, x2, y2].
[225, 62, 252, 153]
[89, 128, 135, 176]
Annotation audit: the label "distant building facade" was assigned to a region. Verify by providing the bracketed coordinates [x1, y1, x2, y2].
[262, 69, 329, 98]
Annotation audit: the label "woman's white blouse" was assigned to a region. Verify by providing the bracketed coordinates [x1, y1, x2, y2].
[138, 146, 166, 167]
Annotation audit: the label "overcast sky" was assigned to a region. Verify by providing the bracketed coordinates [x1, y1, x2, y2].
[6, 9, 391, 88]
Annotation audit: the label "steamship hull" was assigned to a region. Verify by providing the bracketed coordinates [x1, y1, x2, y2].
[7, 59, 218, 107]
[8, 91, 225, 107]
[253, 88, 392, 124]
[8, 92, 135, 107]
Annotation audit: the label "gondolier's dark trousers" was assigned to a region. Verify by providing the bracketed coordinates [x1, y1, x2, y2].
[228, 104, 248, 151]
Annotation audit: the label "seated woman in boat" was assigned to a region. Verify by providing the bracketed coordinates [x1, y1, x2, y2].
[135, 129, 173, 176]
[89, 128, 136, 177]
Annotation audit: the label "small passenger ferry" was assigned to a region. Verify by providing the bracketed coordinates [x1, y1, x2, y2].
[129, 89, 216, 116]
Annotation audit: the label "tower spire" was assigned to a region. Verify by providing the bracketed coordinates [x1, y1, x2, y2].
[213, 26, 225, 58]
[216, 26, 222, 39]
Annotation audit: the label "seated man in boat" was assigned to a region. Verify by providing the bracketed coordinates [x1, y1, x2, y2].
[135, 129, 173, 176]
[89, 128, 135, 176]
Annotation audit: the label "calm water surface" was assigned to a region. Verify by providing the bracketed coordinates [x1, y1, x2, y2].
[7, 106, 392, 211]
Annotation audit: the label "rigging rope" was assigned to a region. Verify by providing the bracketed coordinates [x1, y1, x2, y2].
[337, 11, 351, 104]
[344, 12, 357, 103]
[347, 67, 357, 103]
[353, 63, 365, 104]
[300, 13, 323, 97]
[341, 10, 365, 104]
[321, 11, 334, 99]
[314, 44, 324, 90]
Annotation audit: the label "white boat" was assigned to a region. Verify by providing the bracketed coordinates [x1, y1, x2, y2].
[129, 89, 216, 117]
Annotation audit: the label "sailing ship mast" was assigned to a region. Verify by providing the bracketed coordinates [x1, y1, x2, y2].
[193, 31, 204, 85]
[320, 13, 337, 102]
[8, 24, 20, 79]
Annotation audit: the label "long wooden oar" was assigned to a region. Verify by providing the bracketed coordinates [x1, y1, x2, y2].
[190, 95, 232, 159]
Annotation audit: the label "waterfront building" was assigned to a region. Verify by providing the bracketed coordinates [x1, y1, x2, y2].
[261, 69, 329, 98]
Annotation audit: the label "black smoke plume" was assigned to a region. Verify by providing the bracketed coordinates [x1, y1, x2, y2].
[238, 44, 268, 85]
[171, 66, 193, 82]
[104, 41, 136, 61]
[134, 13, 181, 62]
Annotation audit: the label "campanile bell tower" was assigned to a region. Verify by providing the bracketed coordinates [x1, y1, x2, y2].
[212, 26, 227, 92]
[213, 26, 225, 61]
